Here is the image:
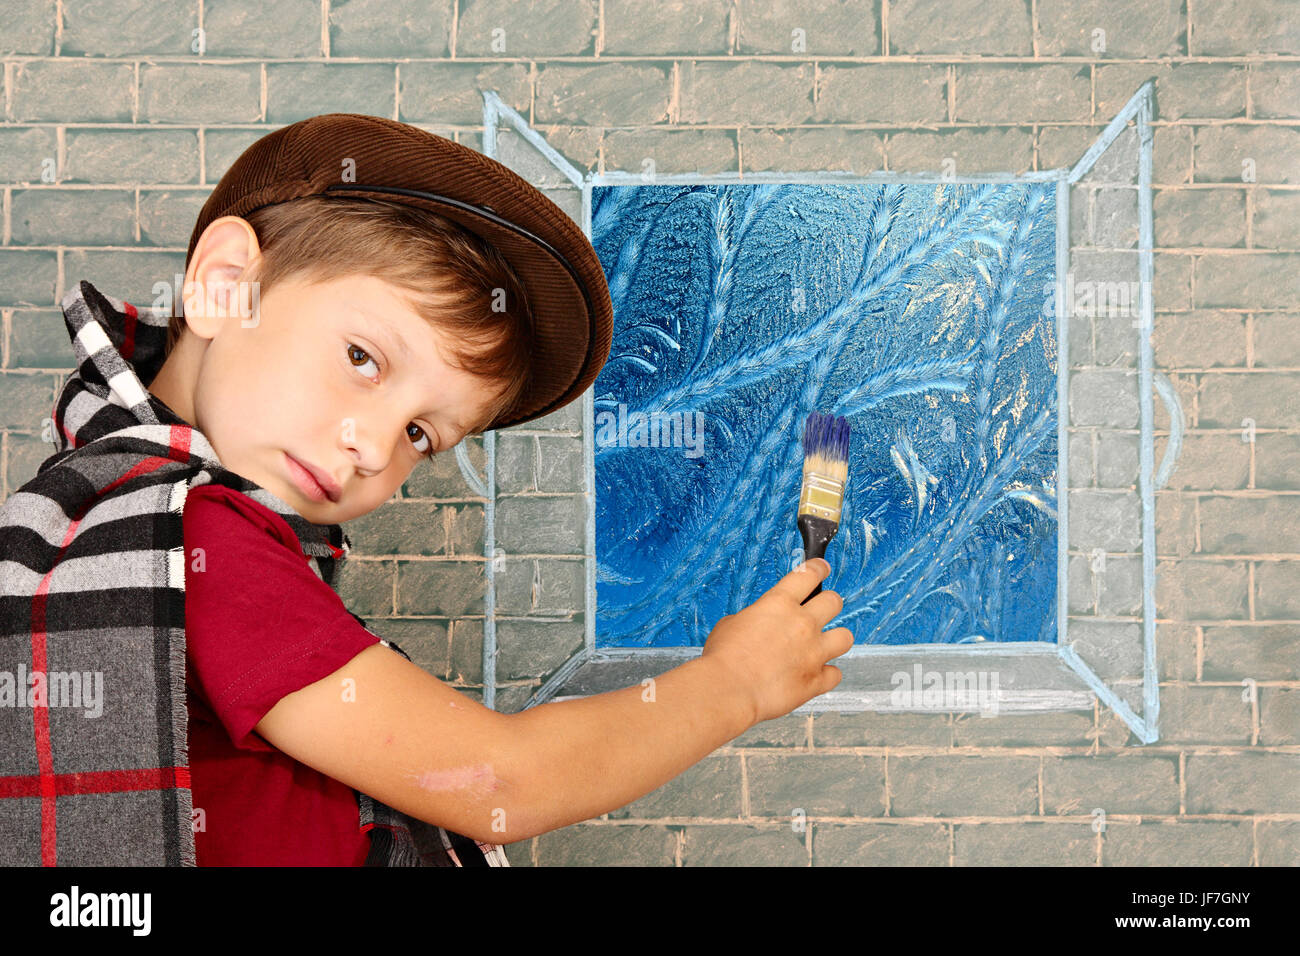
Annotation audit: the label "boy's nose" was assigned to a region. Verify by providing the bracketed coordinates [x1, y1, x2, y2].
[340, 417, 398, 477]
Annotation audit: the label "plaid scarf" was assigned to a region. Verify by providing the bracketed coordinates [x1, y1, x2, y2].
[0, 280, 508, 867]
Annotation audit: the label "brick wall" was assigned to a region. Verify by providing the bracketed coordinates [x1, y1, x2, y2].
[1, 0, 1295, 866]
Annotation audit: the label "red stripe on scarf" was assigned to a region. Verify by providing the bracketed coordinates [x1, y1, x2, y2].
[28, 517, 80, 865]
[84, 431, 194, 511]
[121, 300, 138, 360]
[169, 423, 192, 462]
[0, 766, 191, 798]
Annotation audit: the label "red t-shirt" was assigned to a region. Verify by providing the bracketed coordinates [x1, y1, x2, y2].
[182, 482, 380, 866]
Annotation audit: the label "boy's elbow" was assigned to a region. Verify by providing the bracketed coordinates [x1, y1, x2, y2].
[426, 715, 546, 845]
[470, 715, 550, 844]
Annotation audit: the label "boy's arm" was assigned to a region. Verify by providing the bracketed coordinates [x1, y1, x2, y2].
[252, 641, 755, 845]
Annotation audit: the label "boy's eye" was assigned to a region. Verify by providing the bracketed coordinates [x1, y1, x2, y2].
[405, 423, 434, 457]
[346, 343, 437, 459]
[346, 342, 379, 378]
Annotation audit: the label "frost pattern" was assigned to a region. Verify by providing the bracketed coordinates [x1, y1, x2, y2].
[590, 182, 1058, 647]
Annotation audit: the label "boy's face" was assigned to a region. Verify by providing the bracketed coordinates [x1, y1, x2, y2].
[170, 269, 503, 524]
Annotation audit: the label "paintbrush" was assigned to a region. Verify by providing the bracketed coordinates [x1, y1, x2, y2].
[797, 411, 851, 605]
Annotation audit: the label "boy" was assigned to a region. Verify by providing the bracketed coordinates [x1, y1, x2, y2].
[0, 114, 852, 866]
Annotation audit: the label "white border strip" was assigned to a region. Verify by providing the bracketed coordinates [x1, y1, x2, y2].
[1055, 176, 1070, 672]
[482, 95, 501, 710]
[1137, 88, 1160, 742]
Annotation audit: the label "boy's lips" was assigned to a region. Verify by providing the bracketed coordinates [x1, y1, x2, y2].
[285, 453, 342, 503]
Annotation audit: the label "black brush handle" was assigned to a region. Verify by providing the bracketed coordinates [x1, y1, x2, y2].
[797, 514, 838, 605]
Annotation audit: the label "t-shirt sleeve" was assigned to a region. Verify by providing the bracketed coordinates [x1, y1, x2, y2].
[182, 482, 380, 752]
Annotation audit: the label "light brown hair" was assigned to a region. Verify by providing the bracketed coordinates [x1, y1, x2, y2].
[169, 195, 534, 435]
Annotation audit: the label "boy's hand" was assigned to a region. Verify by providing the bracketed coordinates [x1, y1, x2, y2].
[700, 558, 853, 727]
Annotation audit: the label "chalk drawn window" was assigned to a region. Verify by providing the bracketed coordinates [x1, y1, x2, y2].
[473, 81, 1182, 744]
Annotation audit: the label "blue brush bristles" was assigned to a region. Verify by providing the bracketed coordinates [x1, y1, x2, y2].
[802, 410, 851, 462]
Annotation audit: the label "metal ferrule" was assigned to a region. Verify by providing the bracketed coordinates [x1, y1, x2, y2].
[798, 471, 845, 524]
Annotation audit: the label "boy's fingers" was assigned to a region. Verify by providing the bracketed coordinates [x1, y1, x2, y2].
[821, 626, 855, 659]
[801, 587, 844, 628]
[771, 558, 831, 603]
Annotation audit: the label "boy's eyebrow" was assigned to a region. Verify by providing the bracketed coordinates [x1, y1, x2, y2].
[347, 301, 411, 361]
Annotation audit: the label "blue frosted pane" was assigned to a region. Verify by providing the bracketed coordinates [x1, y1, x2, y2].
[590, 182, 1059, 648]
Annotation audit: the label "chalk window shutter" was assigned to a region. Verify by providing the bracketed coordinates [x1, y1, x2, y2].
[476, 92, 590, 715]
[1061, 79, 1177, 744]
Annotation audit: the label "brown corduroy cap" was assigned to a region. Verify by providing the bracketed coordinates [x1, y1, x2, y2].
[186, 112, 613, 432]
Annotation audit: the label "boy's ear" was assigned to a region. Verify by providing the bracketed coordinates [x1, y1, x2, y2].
[182, 216, 262, 338]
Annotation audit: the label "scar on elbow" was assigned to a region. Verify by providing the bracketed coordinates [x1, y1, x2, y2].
[407, 763, 501, 794]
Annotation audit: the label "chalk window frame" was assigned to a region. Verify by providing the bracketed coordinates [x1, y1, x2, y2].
[462, 81, 1181, 744]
